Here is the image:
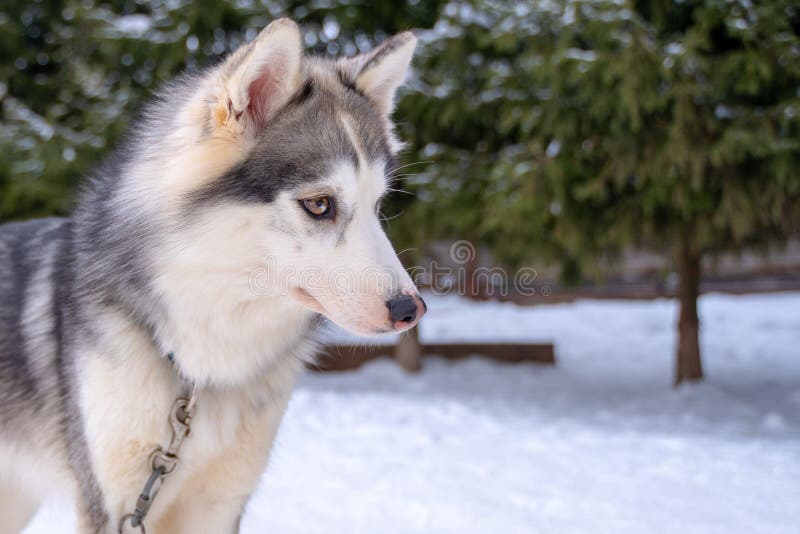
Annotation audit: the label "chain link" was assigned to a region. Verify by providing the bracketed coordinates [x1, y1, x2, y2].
[118, 384, 197, 534]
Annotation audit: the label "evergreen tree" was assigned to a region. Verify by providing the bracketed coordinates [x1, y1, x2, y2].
[400, 0, 800, 384]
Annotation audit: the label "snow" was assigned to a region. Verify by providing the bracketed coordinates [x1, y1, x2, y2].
[562, 48, 598, 62]
[112, 14, 152, 35]
[24, 292, 800, 533]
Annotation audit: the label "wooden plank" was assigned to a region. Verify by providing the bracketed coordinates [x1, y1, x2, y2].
[422, 343, 555, 364]
[395, 329, 423, 373]
[308, 342, 555, 372]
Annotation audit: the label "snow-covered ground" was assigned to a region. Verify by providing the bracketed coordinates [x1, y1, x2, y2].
[25, 292, 800, 533]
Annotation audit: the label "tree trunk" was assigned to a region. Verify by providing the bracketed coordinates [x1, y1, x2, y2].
[395, 326, 422, 372]
[463, 250, 480, 300]
[674, 238, 703, 386]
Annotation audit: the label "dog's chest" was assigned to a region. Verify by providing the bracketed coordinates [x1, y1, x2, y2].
[76, 318, 304, 520]
[179, 364, 299, 463]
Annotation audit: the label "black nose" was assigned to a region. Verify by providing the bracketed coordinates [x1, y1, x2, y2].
[386, 294, 419, 324]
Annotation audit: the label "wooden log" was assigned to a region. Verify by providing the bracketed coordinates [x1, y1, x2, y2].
[308, 342, 555, 372]
[394, 327, 423, 373]
[422, 342, 555, 364]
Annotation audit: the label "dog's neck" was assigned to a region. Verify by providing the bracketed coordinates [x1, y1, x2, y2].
[155, 291, 315, 388]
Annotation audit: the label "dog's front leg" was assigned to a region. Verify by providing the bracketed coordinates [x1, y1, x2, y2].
[150, 494, 248, 534]
[150, 433, 281, 532]
[74, 332, 188, 534]
[149, 386, 291, 534]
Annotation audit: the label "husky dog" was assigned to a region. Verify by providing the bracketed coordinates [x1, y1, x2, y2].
[0, 18, 425, 533]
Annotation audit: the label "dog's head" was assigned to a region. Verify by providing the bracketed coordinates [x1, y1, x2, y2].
[165, 19, 424, 335]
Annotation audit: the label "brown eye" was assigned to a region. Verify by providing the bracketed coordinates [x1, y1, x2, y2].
[300, 196, 335, 219]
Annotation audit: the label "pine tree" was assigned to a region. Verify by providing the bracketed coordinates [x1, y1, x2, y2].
[399, 0, 800, 385]
[541, 0, 800, 385]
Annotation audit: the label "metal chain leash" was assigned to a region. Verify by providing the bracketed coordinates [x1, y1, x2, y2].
[118, 378, 197, 534]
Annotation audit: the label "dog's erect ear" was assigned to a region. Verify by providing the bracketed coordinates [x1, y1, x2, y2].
[217, 18, 302, 134]
[339, 32, 417, 116]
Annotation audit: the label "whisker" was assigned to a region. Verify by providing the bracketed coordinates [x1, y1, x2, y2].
[396, 247, 418, 257]
[386, 160, 434, 175]
[380, 210, 405, 222]
[386, 187, 414, 196]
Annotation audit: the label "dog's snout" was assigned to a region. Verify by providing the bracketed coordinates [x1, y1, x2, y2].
[386, 293, 426, 330]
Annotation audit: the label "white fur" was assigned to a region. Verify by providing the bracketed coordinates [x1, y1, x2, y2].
[152, 203, 314, 386]
[0, 442, 76, 532]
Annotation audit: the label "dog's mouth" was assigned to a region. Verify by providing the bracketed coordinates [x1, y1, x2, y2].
[289, 286, 394, 334]
[290, 286, 326, 315]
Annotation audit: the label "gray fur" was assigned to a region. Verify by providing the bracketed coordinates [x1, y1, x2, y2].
[191, 59, 394, 208]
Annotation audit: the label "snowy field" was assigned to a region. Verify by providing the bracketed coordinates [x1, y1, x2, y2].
[25, 292, 800, 533]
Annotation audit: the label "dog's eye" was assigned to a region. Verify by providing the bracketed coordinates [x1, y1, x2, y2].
[300, 196, 335, 219]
